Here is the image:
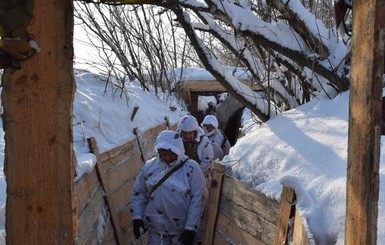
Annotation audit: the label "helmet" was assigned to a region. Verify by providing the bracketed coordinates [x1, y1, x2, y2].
[178, 115, 199, 132]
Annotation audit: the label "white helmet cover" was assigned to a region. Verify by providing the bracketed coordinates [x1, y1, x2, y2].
[178, 115, 199, 132]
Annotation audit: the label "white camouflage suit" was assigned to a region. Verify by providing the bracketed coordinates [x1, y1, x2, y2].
[131, 130, 206, 244]
[201, 115, 231, 160]
[177, 115, 214, 176]
[177, 115, 214, 243]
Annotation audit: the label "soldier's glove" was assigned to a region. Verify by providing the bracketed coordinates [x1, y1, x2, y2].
[133, 219, 147, 239]
[178, 229, 196, 245]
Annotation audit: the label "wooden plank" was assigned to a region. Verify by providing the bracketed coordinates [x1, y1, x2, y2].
[120, 216, 147, 245]
[191, 92, 199, 119]
[81, 220, 100, 245]
[275, 186, 296, 245]
[203, 162, 225, 245]
[140, 122, 168, 160]
[118, 202, 133, 233]
[219, 195, 277, 244]
[214, 212, 267, 245]
[109, 177, 135, 214]
[221, 176, 280, 224]
[88, 137, 124, 245]
[98, 139, 139, 163]
[75, 169, 100, 215]
[212, 230, 228, 245]
[181, 80, 261, 92]
[134, 128, 149, 163]
[102, 154, 143, 194]
[102, 222, 118, 245]
[293, 210, 313, 245]
[77, 186, 106, 244]
[165, 116, 171, 129]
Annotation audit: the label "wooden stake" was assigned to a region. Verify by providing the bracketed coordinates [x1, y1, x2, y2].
[275, 186, 296, 245]
[2, 1, 76, 243]
[345, 0, 384, 244]
[202, 162, 225, 245]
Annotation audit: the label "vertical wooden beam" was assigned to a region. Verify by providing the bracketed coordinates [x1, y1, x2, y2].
[275, 186, 296, 245]
[292, 210, 312, 245]
[1, 0, 76, 244]
[345, 0, 385, 244]
[133, 128, 147, 162]
[190, 92, 199, 119]
[202, 162, 225, 245]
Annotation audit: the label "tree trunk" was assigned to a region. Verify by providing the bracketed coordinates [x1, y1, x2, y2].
[1, 0, 76, 244]
[345, 0, 385, 244]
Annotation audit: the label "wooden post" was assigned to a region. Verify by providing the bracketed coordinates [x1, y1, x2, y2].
[345, 0, 385, 244]
[190, 92, 199, 119]
[1, 0, 76, 244]
[202, 162, 225, 245]
[292, 210, 312, 245]
[275, 186, 296, 245]
[133, 127, 148, 162]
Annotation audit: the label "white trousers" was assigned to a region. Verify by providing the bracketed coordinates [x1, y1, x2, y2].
[148, 230, 182, 245]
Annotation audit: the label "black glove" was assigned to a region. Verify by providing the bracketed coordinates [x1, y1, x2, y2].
[133, 219, 147, 239]
[178, 229, 196, 245]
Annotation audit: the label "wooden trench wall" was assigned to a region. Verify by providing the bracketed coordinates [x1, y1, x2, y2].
[74, 119, 313, 245]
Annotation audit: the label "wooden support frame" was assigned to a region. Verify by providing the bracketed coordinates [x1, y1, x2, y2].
[345, 0, 384, 243]
[2, 1, 76, 243]
[203, 162, 225, 245]
[275, 186, 296, 245]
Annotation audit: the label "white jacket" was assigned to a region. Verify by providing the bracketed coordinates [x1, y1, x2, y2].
[131, 130, 206, 235]
[202, 115, 231, 160]
[178, 115, 214, 175]
[192, 127, 214, 174]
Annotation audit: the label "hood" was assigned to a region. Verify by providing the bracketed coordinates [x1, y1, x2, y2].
[201, 115, 219, 129]
[154, 130, 185, 158]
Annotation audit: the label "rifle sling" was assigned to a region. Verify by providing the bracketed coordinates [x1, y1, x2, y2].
[149, 158, 188, 197]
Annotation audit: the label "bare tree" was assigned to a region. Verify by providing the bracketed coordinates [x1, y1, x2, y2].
[75, 2, 200, 95]
[76, 0, 352, 121]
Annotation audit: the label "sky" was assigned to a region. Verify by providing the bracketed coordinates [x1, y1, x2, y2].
[0, 68, 384, 244]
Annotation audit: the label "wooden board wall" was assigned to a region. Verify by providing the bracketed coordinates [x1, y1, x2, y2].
[213, 176, 280, 245]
